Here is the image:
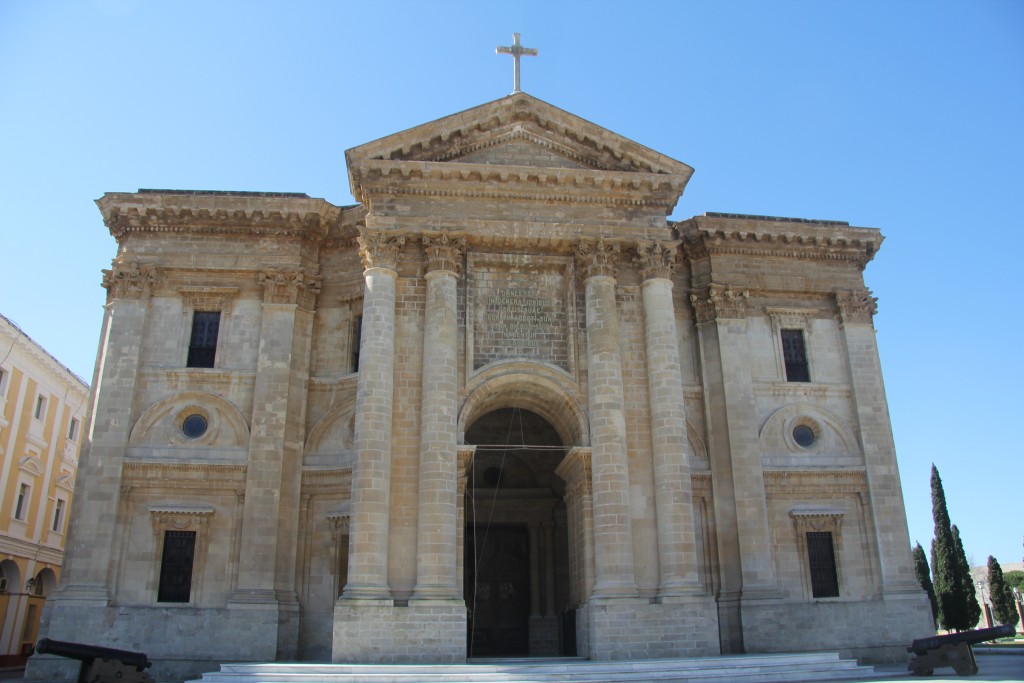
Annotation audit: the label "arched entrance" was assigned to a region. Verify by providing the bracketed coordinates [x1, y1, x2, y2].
[464, 407, 574, 657]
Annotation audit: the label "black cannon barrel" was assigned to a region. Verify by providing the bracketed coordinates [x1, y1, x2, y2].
[908, 624, 1015, 655]
[35, 638, 152, 671]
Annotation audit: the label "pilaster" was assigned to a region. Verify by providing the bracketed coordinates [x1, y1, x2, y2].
[834, 289, 920, 595]
[56, 262, 157, 603]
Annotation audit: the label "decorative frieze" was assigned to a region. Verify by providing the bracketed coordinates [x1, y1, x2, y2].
[149, 504, 215, 537]
[575, 237, 621, 280]
[689, 284, 750, 323]
[765, 307, 817, 335]
[259, 268, 322, 309]
[833, 289, 877, 325]
[102, 262, 158, 300]
[357, 231, 406, 272]
[634, 240, 680, 281]
[422, 231, 466, 275]
[789, 507, 844, 535]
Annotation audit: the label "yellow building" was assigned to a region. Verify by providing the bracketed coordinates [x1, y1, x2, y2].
[0, 314, 88, 666]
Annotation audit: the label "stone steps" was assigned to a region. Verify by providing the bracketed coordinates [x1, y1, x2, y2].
[188, 652, 882, 683]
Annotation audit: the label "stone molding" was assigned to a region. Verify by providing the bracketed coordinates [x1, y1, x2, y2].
[422, 231, 467, 276]
[765, 307, 818, 334]
[833, 289, 878, 325]
[689, 284, 750, 323]
[179, 286, 238, 312]
[259, 268, 322, 309]
[575, 238, 621, 281]
[555, 447, 592, 500]
[634, 240, 680, 281]
[789, 507, 845, 534]
[357, 231, 407, 272]
[102, 262, 158, 300]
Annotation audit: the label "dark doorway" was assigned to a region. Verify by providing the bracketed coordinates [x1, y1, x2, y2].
[464, 407, 574, 658]
[466, 525, 530, 656]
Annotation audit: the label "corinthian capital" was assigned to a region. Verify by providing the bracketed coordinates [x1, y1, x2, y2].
[101, 262, 158, 300]
[634, 240, 680, 281]
[689, 283, 750, 323]
[575, 237, 621, 281]
[358, 231, 406, 272]
[259, 268, 322, 309]
[833, 289, 877, 325]
[422, 231, 467, 276]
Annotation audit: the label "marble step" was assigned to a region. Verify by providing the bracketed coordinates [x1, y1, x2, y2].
[188, 652, 881, 683]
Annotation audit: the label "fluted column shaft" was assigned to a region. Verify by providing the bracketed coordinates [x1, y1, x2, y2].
[412, 234, 462, 600]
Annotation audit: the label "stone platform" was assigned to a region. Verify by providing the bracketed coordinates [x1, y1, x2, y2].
[187, 652, 880, 683]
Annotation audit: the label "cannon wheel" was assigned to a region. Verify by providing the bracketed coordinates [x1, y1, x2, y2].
[954, 661, 977, 676]
[909, 660, 934, 676]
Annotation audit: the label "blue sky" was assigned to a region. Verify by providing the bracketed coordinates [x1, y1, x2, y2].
[1, 0, 1021, 570]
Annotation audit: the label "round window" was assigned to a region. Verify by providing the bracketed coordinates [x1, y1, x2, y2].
[182, 414, 208, 439]
[793, 424, 815, 448]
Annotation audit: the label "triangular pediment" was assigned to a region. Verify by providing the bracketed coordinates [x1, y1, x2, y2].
[346, 93, 693, 199]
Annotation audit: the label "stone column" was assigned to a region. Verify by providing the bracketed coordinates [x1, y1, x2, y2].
[343, 232, 405, 600]
[57, 262, 157, 602]
[834, 289, 921, 595]
[412, 232, 465, 601]
[635, 241, 702, 597]
[575, 239, 637, 599]
[230, 268, 320, 658]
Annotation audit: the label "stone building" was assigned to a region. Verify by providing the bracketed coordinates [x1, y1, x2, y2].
[31, 93, 932, 681]
[0, 315, 88, 665]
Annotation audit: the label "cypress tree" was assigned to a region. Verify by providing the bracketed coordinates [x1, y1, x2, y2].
[951, 525, 980, 629]
[930, 465, 971, 630]
[987, 556, 1020, 628]
[913, 542, 939, 626]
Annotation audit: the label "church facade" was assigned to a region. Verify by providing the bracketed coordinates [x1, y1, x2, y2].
[31, 94, 932, 682]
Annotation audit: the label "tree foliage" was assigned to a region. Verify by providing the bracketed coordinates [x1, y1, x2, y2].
[987, 556, 1020, 628]
[930, 465, 977, 631]
[1004, 570, 1024, 592]
[952, 525, 981, 629]
[913, 542, 939, 626]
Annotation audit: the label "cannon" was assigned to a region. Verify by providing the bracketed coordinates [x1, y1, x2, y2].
[35, 638, 154, 683]
[907, 623, 1015, 676]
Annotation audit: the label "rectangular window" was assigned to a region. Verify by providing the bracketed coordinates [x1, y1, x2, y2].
[14, 483, 30, 520]
[781, 329, 810, 382]
[187, 311, 220, 368]
[807, 531, 839, 598]
[34, 395, 47, 420]
[351, 315, 362, 372]
[52, 499, 65, 532]
[157, 530, 196, 603]
[68, 417, 79, 441]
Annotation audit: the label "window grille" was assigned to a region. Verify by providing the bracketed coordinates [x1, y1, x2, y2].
[781, 329, 810, 382]
[187, 311, 220, 368]
[352, 315, 362, 372]
[807, 531, 839, 598]
[157, 530, 196, 603]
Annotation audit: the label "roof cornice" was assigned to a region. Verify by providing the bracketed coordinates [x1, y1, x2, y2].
[676, 213, 882, 268]
[96, 191, 342, 242]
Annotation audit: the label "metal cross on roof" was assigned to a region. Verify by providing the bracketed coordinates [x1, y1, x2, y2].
[496, 33, 538, 94]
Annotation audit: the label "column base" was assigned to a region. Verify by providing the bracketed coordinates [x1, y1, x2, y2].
[333, 599, 467, 663]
